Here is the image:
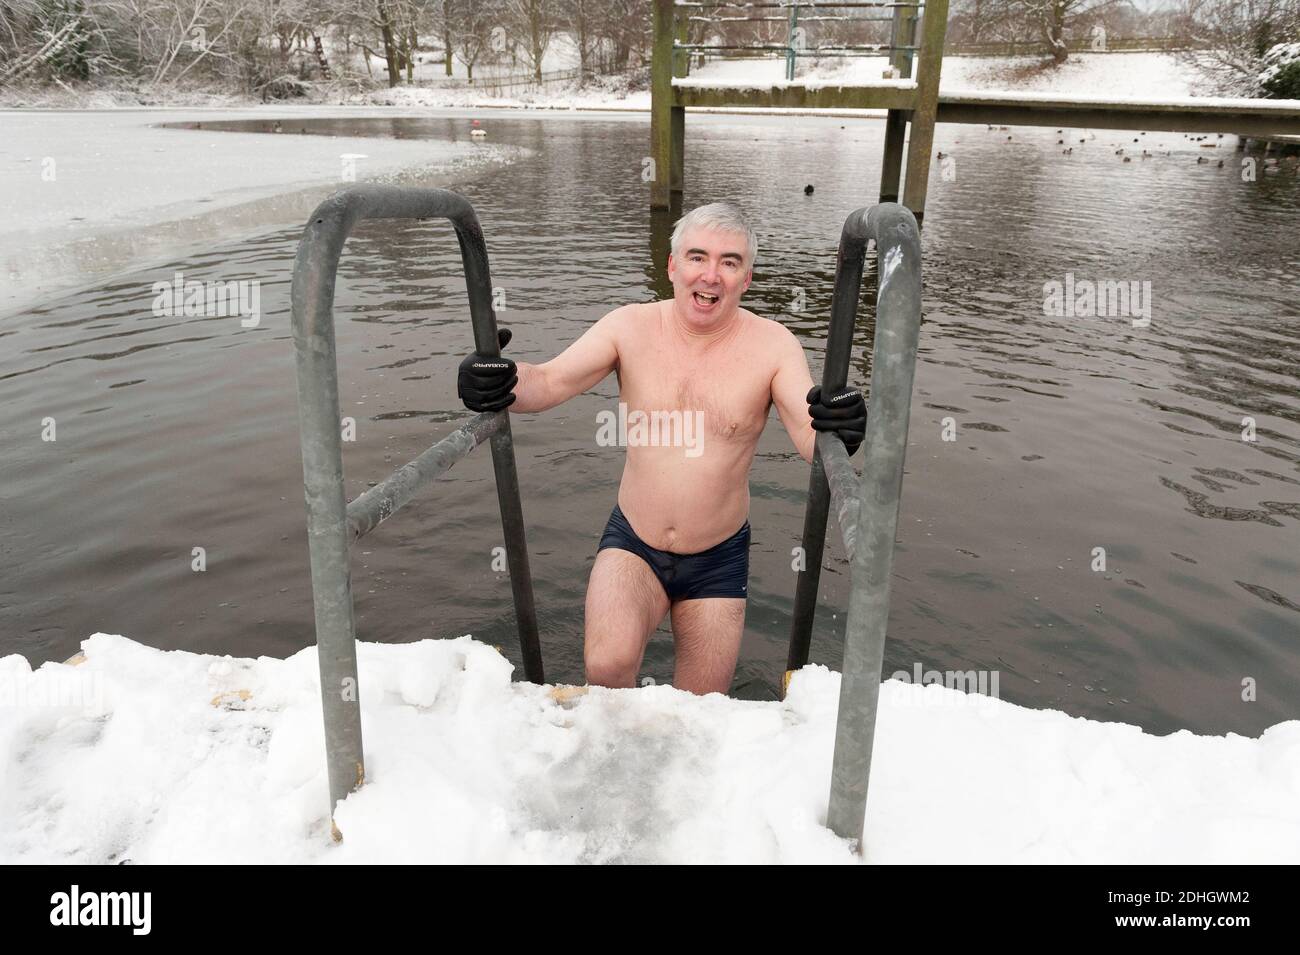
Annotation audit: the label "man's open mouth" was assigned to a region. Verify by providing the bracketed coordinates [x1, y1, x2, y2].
[693, 291, 720, 307]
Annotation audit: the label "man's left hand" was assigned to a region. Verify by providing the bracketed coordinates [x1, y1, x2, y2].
[807, 385, 866, 456]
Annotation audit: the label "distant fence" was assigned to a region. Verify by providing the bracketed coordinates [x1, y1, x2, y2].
[413, 63, 640, 95]
[946, 36, 1205, 57]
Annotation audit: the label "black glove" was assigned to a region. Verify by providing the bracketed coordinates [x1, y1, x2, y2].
[807, 385, 866, 456]
[458, 328, 517, 412]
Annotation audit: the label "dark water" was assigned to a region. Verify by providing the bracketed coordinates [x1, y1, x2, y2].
[2, 112, 1297, 736]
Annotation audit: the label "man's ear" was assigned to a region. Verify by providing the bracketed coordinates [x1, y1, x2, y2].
[743, 268, 752, 293]
[667, 252, 675, 280]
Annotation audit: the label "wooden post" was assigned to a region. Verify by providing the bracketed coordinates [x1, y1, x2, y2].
[879, 111, 907, 203]
[671, 105, 685, 194]
[879, 5, 918, 203]
[900, 0, 949, 228]
[651, 0, 675, 209]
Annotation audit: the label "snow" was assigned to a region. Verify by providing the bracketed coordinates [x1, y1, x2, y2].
[672, 76, 918, 91]
[333, 51, 1239, 117]
[0, 108, 524, 316]
[1259, 42, 1300, 89]
[678, 50, 1215, 99]
[939, 88, 1300, 109]
[940, 51, 1214, 99]
[2, 633, 1297, 863]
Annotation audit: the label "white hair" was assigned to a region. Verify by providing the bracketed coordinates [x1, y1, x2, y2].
[670, 202, 757, 269]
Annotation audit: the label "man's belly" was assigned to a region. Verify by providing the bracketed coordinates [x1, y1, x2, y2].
[616, 446, 753, 553]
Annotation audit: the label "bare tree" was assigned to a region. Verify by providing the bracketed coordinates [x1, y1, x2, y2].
[503, 0, 556, 81]
[559, 0, 593, 77]
[446, 0, 501, 82]
[1006, 0, 1124, 63]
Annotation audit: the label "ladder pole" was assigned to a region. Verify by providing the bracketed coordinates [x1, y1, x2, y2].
[291, 197, 367, 832]
[785, 208, 871, 683]
[457, 225, 545, 685]
[488, 426, 544, 683]
[825, 203, 923, 853]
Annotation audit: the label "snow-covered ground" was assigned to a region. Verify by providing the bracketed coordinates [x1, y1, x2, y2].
[352, 51, 1218, 110]
[0, 109, 523, 316]
[1, 633, 1296, 863]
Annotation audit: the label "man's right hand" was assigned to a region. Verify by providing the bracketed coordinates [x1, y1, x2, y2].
[458, 328, 517, 412]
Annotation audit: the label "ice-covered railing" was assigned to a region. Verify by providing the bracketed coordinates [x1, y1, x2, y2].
[672, 1, 924, 81]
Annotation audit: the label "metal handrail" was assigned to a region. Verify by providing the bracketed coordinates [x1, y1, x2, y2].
[673, 0, 921, 81]
[786, 203, 923, 853]
[290, 185, 542, 831]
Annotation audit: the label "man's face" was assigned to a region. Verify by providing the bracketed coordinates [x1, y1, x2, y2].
[667, 225, 752, 330]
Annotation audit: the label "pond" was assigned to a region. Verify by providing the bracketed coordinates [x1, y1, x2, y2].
[2, 110, 1296, 736]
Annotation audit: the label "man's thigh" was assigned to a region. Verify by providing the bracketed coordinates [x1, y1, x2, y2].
[670, 597, 746, 696]
[584, 548, 670, 686]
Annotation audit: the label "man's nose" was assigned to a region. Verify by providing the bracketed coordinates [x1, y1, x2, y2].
[701, 260, 720, 284]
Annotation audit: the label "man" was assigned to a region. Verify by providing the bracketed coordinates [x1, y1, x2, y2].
[458, 203, 865, 696]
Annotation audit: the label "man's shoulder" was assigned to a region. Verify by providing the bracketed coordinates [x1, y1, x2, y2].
[601, 301, 657, 329]
[743, 309, 800, 346]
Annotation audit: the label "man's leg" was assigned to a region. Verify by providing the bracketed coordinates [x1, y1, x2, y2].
[670, 597, 746, 695]
[584, 548, 671, 688]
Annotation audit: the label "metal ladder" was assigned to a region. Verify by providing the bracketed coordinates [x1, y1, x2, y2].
[290, 186, 924, 855]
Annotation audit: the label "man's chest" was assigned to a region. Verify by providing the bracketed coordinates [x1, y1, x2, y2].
[615, 338, 775, 442]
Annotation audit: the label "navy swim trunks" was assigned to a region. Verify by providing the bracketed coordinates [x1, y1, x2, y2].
[598, 504, 751, 601]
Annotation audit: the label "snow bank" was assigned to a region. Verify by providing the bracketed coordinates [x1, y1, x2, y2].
[2, 633, 1297, 864]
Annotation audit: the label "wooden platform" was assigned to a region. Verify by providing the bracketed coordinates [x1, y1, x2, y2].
[937, 91, 1300, 136]
[672, 81, 1300, 136]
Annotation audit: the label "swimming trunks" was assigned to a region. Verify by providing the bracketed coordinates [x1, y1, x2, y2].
[598, 504, 750, 600]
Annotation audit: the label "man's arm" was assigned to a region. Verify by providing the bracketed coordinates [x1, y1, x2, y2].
[510, 308, 624, 413]
[770, 325, 817, 464]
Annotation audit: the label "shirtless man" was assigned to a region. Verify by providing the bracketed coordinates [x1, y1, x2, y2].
[457, 203, 865, 696]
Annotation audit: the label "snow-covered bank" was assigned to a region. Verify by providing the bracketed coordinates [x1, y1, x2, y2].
[0, 109, 523, 316]
[2, 51, 1222, 115]
[2, 633, 1296, 864]
[350, 51, 1217, 111]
